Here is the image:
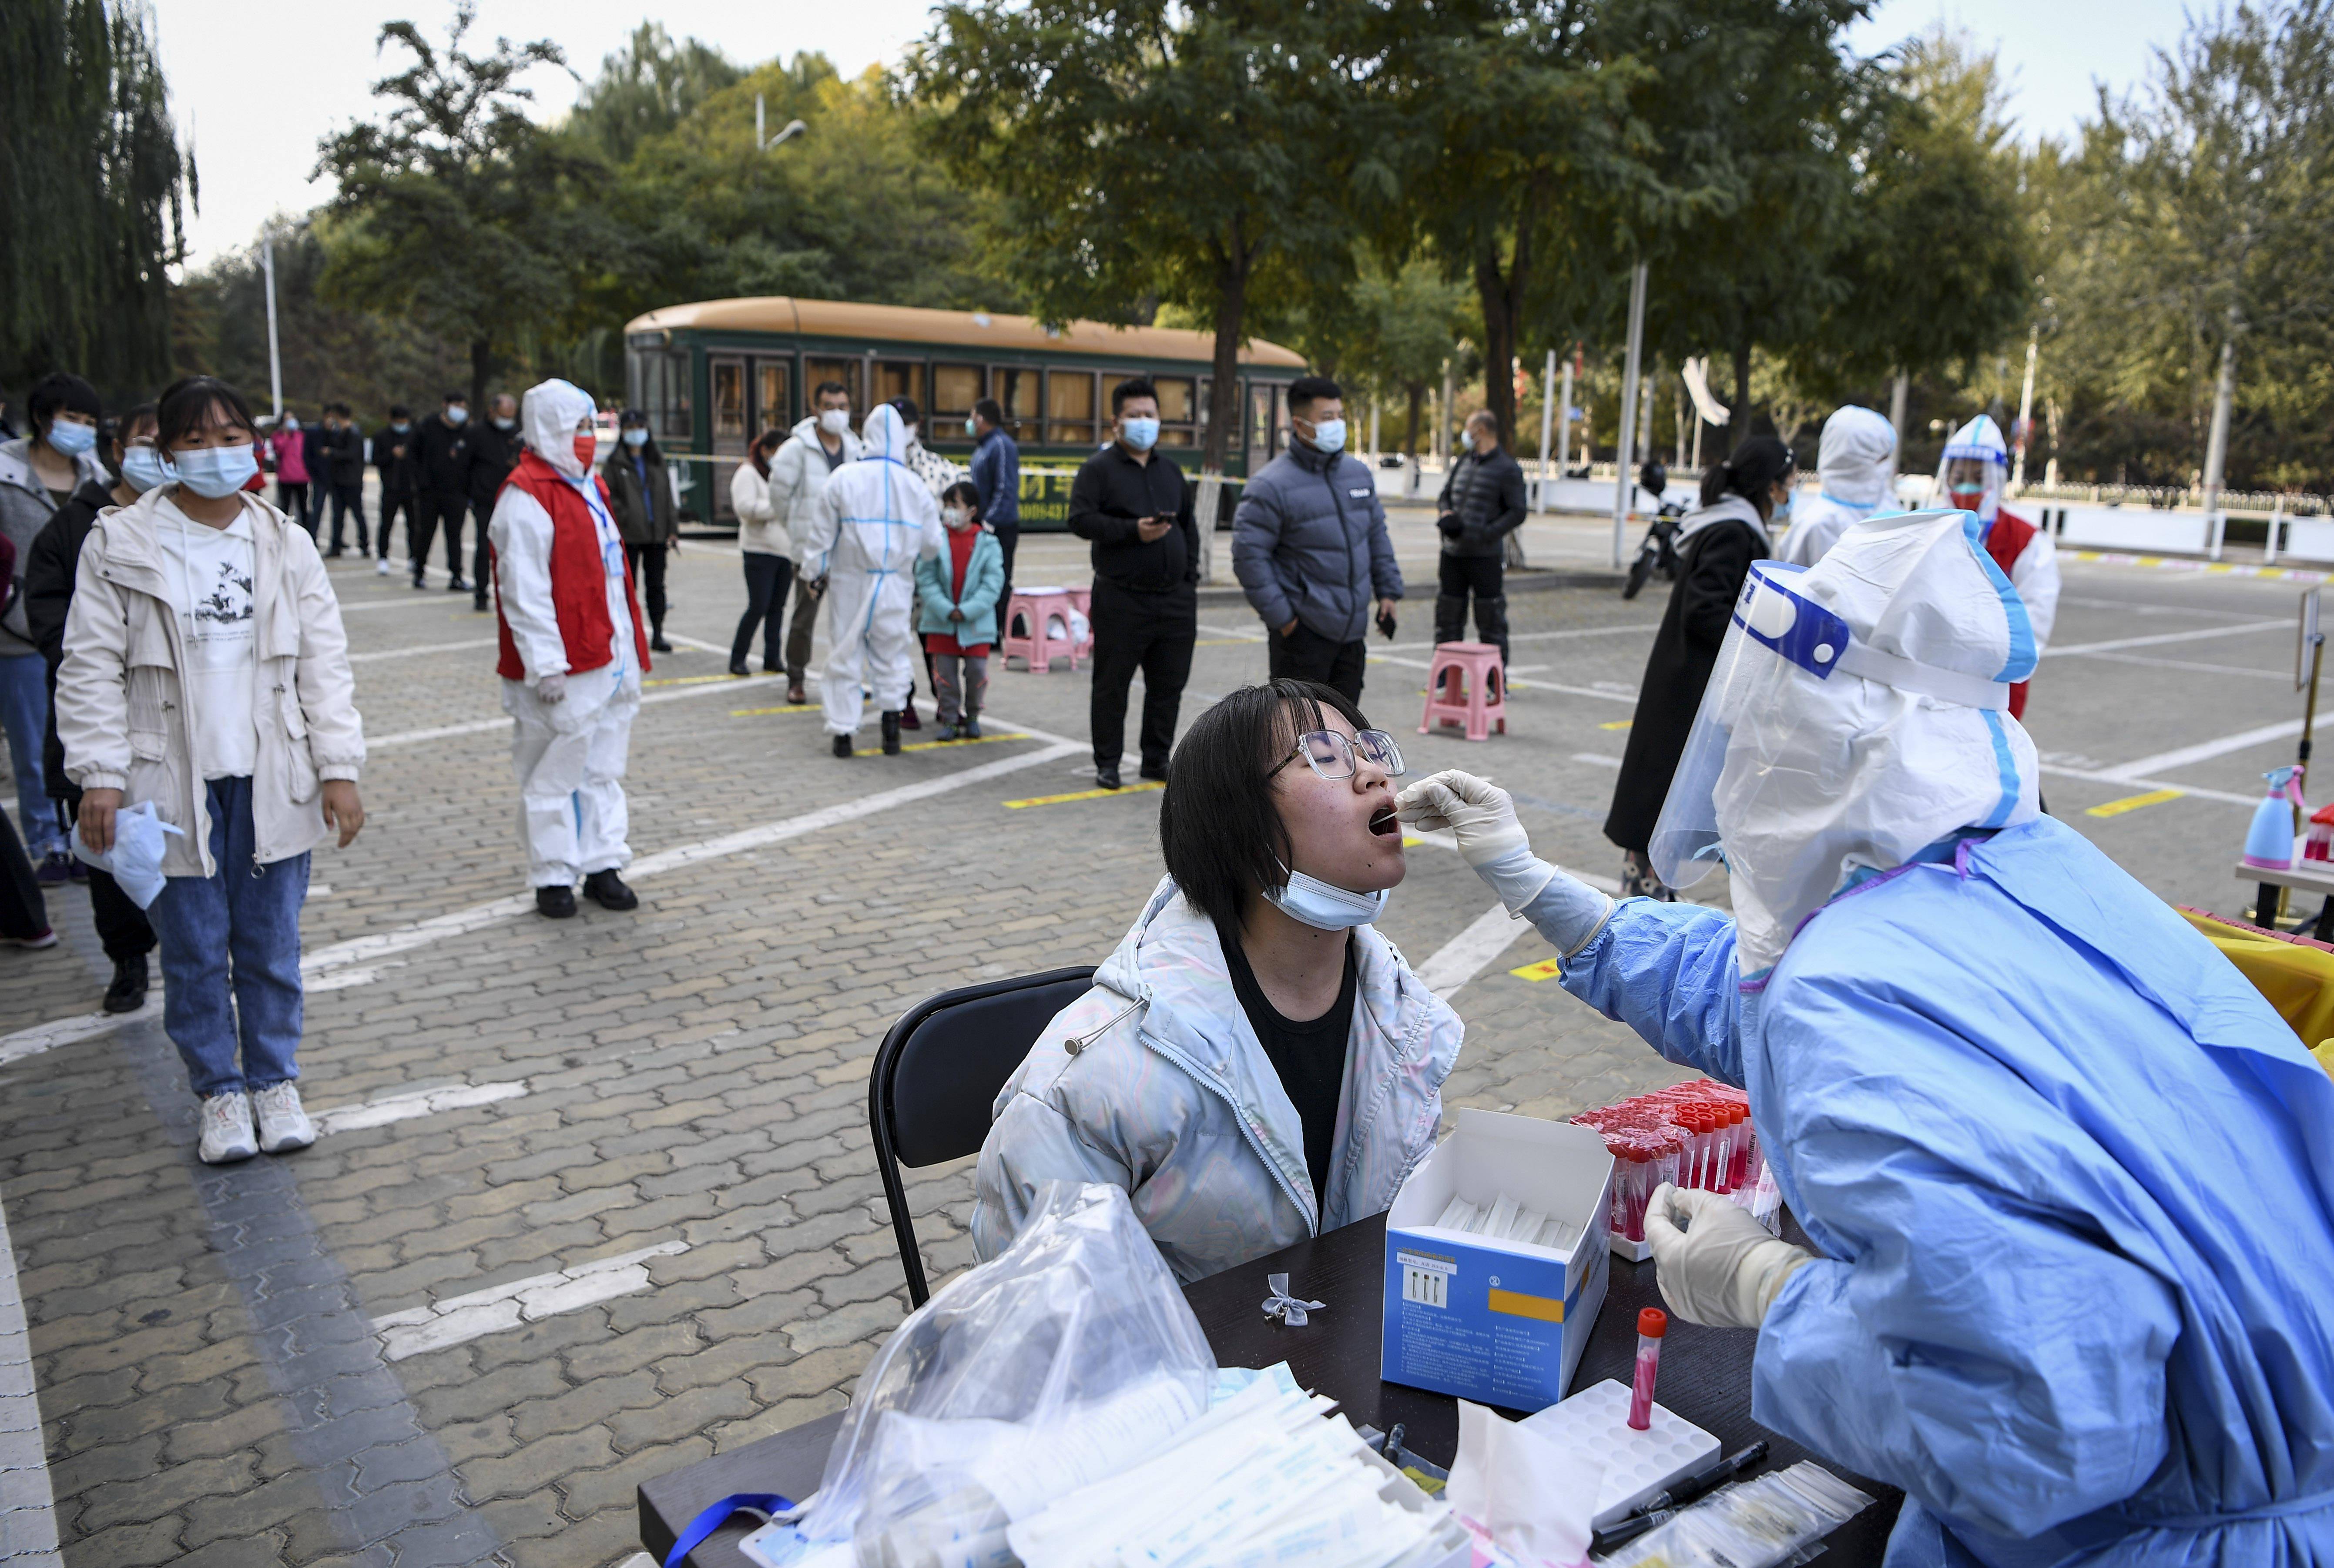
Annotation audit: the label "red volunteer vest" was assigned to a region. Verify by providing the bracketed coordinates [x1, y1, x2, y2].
[1985, 508, 2039, 720]
[492, 451, 651, 682]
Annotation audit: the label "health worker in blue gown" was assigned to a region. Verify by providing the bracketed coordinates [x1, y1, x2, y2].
[1396, 508, 2334, 1568]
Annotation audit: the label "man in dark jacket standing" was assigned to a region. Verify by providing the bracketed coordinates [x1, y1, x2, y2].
[319, 404, 367, 556]
[1435, 410, 1529, 667]
[467, 393, 523, 611]
[374, 403, 419, 577]
[1231, 374, 1402, 702]
[603, 409, 677, 653]
[412, 390, 474, 592]
[1068, 378, 1197, 791]
[969, 398, 1021, 630]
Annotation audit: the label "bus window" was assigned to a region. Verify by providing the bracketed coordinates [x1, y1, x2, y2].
[631, 348, 691, 441]
[1153, 375, 1198, 447]
[1048, 369, 1097, 446]
[804, 358, 864, 421]
[932, 363, 983, 423]
[1246, 381, 1284, 471]
[992, 366, 1039, 442]
[713, 360, 748, 439]
[874, 359, 924, 414]
[756, 360, 790, 435]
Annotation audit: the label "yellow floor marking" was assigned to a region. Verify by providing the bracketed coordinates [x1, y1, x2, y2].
[730, 704, 821, 717]
[857, 732, 1036, 757]
[1510, 958, 1565, 982]
[1598, 719, 1632, 730]
[2085, 787, 2186, 818]
[1005, 780, 1168, 809]
[642, 673, 747, 689]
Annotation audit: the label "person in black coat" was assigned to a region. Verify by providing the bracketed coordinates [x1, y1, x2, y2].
[1434, 410, 1530, 667]
[1603, 436, 1797, 898]
[412, 391, 475, 592]
[466, 393, 523, 611]
[374, 404, 420, 575]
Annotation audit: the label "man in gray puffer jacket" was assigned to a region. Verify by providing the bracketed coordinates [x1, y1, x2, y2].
[1231, 375, 1402, 702]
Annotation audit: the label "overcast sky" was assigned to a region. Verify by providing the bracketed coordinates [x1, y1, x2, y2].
[154, 0, 2193, 272]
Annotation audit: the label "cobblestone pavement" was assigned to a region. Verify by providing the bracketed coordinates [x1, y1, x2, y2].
[0, 521, 2301, 1566]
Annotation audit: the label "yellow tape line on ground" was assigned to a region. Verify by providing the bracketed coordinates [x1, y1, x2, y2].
[1599, 719, 1632, 730]
[731, 704, 822, 717]
[2085, 787, 2187, 818]
[642, 673, 749, 689]
[857, 733, 1036, 757]
[1005, 780, 1167, 809]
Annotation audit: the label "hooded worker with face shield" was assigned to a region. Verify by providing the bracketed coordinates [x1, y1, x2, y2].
[1932, 414, 2058, 717]
[795, 403, 943, 757]
[1398, 509, 2334, 1568]
[1776, 405, 1896, 567]
[486, 379, 651, 919]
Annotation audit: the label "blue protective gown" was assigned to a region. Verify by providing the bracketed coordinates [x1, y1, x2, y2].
[1534, 815, 2334, 1566]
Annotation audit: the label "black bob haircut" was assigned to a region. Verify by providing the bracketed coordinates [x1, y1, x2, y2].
[940, 479, 982, 514]
[1287, 374, 1342, 414]
[1110, 377, 1157, 415]
[27, 372, 101, 435]
[156, 376, 258, 449]
[1160, 679, 1372, 932]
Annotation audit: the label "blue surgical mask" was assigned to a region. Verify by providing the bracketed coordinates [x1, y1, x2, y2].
[623, 427, 648, 448]
[493, 416, 516, 431]
[1121, 416, 1160, 451]
[1305, 418, 1347, 455]
[1263, 867, 1389, 930]
[392, 421, 411, 434]
[47, 420, 97, 457]
[1771, 492, 1794, 524]
[445, 405, 468, 426]
[168, 443, 260, 499]
[120, 446, 168, 494]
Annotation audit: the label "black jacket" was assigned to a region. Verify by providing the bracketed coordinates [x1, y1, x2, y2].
[416, 413, 473, 496]
[602, 446, 677, 546]
[469, 419, 523, 507]
[1066, 444, 1197, 596]
[301, 423, 332, 487]
[1603, 513, 1768, 854]
[375, 423, 419, 496]
[1436, 446, 1529, 559]
[322, 424, 364, 488]
[25, 477, 117, 797]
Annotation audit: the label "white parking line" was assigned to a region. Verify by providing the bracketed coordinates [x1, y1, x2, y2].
[1416, 904, 1526, 999]
[371, 1241, 687, 1361]
[368, 673, 788, 749]
[312, 1080, 530, 1136]
[1569, 753, 1624, 769]
[2042, 618, 2290, 657]
[2103, 718, 2304, 781]
[0, 1196, 61, 1567]
[346, 638, 500, 663]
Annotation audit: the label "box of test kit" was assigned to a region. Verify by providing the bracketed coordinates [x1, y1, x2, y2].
[1380, 1109, 1612, 1413]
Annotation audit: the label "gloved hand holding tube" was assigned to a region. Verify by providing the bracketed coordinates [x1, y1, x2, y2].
[1641, 1183, 1813, 1330]
[1395, 770, 1613, 953]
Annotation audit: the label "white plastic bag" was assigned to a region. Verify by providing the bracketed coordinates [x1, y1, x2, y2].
[70, 801, 183, 909]
[798, 1182, 1216, 1568]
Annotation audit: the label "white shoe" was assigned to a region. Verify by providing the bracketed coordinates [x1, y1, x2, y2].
[198, 1092, 259, 1164]
[252, 1082, 315, 1154]
[374, 557, 390, 576]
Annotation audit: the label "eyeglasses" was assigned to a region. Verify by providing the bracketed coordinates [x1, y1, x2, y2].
[1271, 727, 1406, 782]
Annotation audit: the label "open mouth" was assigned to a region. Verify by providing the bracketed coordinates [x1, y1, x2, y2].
[1369, 807, 1401, 839]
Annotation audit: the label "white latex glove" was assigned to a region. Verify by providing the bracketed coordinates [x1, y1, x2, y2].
[536, 673, 568, 704]
[1642, 1183, 1813, 1330]
[1396, 769, 1554, 914]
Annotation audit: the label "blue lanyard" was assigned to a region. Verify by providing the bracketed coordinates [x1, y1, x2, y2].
[663, 1491, 792, 1567]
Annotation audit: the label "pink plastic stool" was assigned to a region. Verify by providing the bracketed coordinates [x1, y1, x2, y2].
[1418, 642, 1507, 741]
[1001, 589, 1083, 674]
[1064, 586, 1095, 661]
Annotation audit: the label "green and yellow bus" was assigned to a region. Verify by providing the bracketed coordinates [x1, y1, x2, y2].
[621, 297, 1308, 528]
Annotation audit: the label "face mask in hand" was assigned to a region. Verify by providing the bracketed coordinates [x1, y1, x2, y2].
[46, 420, 97, 457]
[1263, 867, 1388, 930]
[120, 446, 168, 493]
[1304, 417, 1347, 455]
[819, 408, 851, 436]
[1121, 416, 1160, 451]
[169, 443, 260, 499]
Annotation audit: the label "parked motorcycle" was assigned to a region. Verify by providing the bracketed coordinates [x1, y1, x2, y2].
[1622, 460, 1689, 600]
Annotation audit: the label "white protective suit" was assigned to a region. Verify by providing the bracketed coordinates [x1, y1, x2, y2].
[1777, 405, 1897, 567]
[1930, 414, 2059, 651]
[797, 403, 942, 737]
[489, 379, 644, 888]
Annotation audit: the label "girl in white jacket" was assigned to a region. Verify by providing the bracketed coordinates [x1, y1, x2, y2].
[728, 427, 791, 676]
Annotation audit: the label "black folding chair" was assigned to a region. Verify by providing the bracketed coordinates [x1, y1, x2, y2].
[867, 966, 1097, 1306]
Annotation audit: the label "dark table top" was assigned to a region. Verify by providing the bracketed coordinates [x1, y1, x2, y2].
[638, 1216, 1903, 1567]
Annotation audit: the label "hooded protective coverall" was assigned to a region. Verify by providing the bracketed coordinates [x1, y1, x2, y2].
[1932, 415, 2058, 717]
[1407, 510, 2334, 1567]
[795, 404, 942, 737]
[1776, 405, 1896, 567]
[487, 380, 650, 888]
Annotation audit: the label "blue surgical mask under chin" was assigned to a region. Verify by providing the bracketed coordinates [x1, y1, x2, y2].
[47, 421, 97, 457]
[1771, 493, 1793, 524]
[1306, 418, 1347, 455]
[119, 446, 168, 493]
[168, 444, 260, 499]
[1264, 868, 1389, 930]
[1122, 416, 1160, 451]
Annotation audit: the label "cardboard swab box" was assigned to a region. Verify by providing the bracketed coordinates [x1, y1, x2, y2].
[1380, 1110, 1612, 1412]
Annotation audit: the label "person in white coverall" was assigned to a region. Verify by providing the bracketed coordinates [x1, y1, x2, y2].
[1932, 413, 2059, 720]
[796, 402, 942, 758]
[1776, 405, 1897, 567]
[486, 379, 653, 918]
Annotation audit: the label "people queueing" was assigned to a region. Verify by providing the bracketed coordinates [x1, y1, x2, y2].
[299, 407, 333, 536]
[319, 404, 368, 557]
[728, 427, 794, 678]
[796, 403, 942, 759]
[57, 375, 367, 1165]
[1935, 413, 2060, 719]
[468, 393, 523, 613]
[1777, 405, 1898, 567]
[1231, 374, 1403, 704]
[486, 379, 650, 920]
[774, 382, 864, 707]
[0, 372, 108, 880]
[888, 395, 966, 732]
[373, 403, 419, 578]
[23, 405, 161, 1011]
[413, 391, 474, 592]
[267, 411, 313, 536]
[1604, 435, 1794, 901]
[916, 481, 1005, 742]
[1069, 378, 1200, 791]
[1398, 506, 2334, 1568]
[603, 409, 677, 654]
[1434, 409, 1529, 668]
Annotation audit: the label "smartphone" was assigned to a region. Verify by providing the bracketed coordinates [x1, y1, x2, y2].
[1377, 608, 1398, 640]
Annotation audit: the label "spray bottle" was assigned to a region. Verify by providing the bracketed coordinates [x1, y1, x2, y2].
[2243, 764, 2309, 870]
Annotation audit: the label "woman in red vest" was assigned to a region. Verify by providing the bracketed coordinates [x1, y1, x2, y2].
[485, 379, 651, 920]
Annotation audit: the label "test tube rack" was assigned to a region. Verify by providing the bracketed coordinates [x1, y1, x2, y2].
[1519, 1377, 1722, 1528]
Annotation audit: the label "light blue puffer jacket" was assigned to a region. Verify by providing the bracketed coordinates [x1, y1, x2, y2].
[971, 876, 1462, 1283]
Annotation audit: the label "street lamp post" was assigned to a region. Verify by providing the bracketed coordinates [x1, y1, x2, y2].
[757, 96, 806, 151]
[261, 224, 283, 422]
[1611, 261, 1648, 569]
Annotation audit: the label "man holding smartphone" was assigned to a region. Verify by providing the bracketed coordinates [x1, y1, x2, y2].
[1067, 378, 1197, 791]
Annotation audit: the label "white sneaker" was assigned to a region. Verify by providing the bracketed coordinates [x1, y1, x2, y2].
[198, 1092, 259, 1164]
[252, 1082, 315, 1154]
[374, 557, 390, 576]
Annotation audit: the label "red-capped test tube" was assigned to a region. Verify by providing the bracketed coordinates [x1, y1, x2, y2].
[1628, 1307, 1666, 1430]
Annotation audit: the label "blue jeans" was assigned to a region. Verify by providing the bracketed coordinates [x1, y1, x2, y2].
[147, 777, 309, 1098]
[0, 653, 60, 856]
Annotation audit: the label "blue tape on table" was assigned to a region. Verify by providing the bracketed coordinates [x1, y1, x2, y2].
[665, 1492, 793, 1568]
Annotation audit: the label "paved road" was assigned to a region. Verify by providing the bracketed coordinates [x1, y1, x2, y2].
[0, 526, 2312, 1566]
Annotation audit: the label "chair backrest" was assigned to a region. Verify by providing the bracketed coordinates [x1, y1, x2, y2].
[867, 965, 1097, 1305]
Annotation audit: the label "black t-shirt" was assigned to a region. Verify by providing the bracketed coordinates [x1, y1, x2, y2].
[1220, 925, 1357, 1210]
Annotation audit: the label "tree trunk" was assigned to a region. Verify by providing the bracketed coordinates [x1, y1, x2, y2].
[1204, 254, 1248, 476]
[1474, 227, 1529, 446]
[1403, 382, 1423, 458]
[469, 338, 492, 415]
[1724, 337, 1753, 456]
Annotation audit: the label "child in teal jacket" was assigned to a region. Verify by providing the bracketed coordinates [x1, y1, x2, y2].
[915, 482, 1005, 740]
